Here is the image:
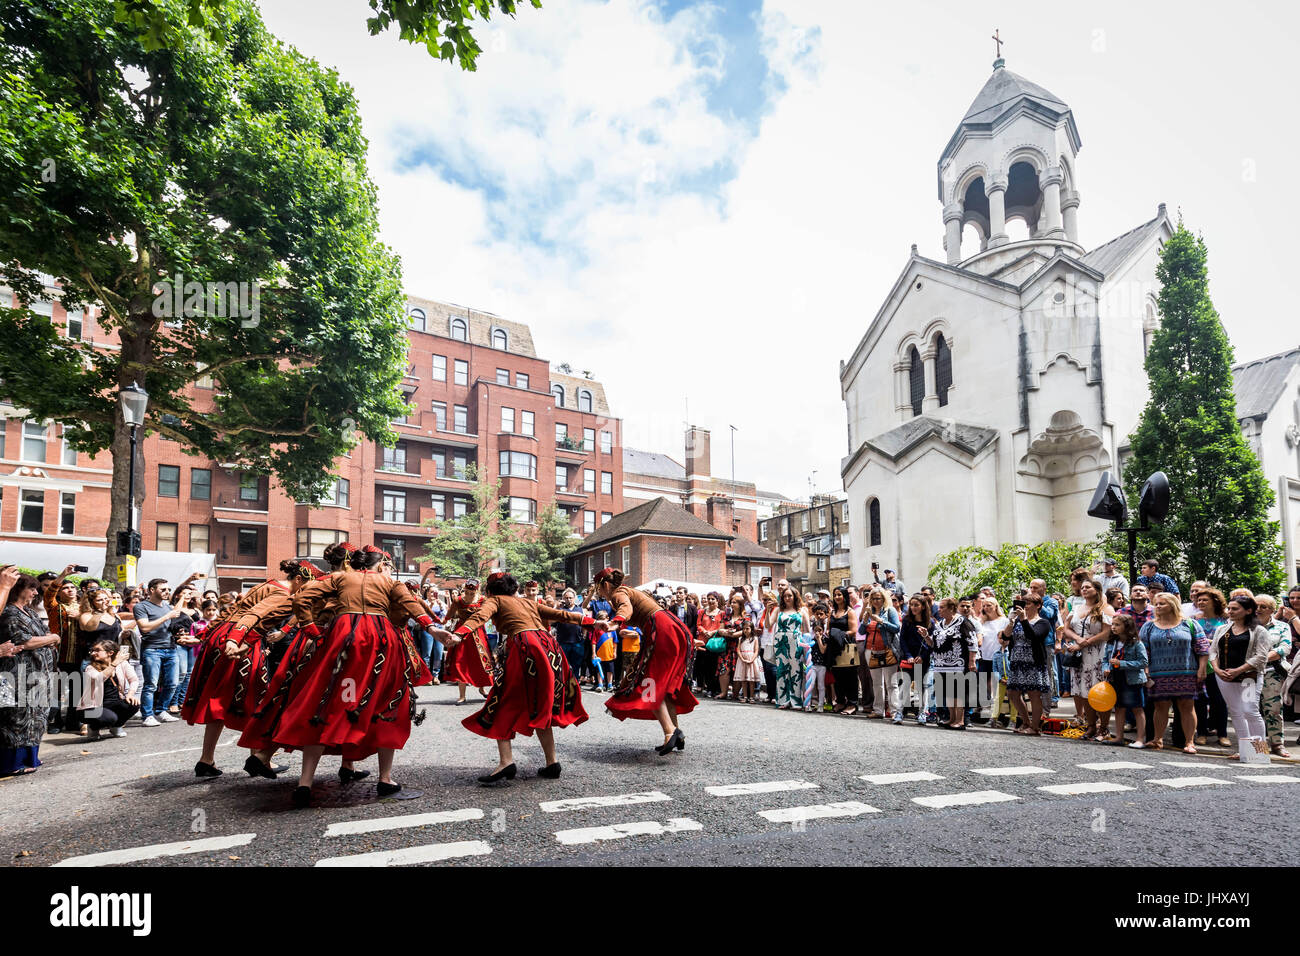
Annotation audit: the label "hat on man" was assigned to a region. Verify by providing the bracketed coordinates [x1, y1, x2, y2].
[1103, 557, 1117, 566]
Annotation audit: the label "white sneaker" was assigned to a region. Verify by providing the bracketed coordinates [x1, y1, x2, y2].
[917, 714, 927, 725]
[156, 712, 179, 723]
[108, 726, 127, 738]
[141, 716, 160, 727]
[892, 715, 903, 725]
[1127, 740, 1145, 749]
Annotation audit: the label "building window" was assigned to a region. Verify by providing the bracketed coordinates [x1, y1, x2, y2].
[582, 427, 595, 451]
[603, 550, 612, 568]
[428, 496, 446, 521]
[501, 407, 515, 433]
[588, 555, 596, 581]
[156, 522, 178, 551]
[195, 362, 214, 389]
[600, 430, 612, 454]
[451, 452, 469, 479]
[759, 521, 767, 541]
[238, 528, 259, 556]
[454, 359, 468, 386]
[382, 489, 406, 523]
[59, 492, 75, 535]
[555, 464, 567, 490]
[432, 355, 447, 381]
[19, 489, 43, 533]
[322, 477, 349, 508]
[602, 512, 612, 526]
[431, 401, 447, 431]
[408, 308, 426, 332]
[817, 556, 827, 571]
[450, 317, 467, 341]
[393, 390, 414, 425]
[780, 517, 789, 536]
[520, 410, 534, 437]
[601, 471, 612, 495]
[191, 468, 211, 500]
[492, 328, 508, 350]
[621, 546, 630, 574]
[380, 538, 406, 568]
[935, 334, 952, 407]
[908, 346, 924, 417]
[552, 384, 564, 407]
[66, 311, 83, 340]
[868, 497, 882, 547]
[60, 432, 78, 466]
[508, 497, 536, 524]
[453, 497, 469, 519]
[556, 423, 568, 444]
[158, 464, 180, 497]
[453, 405, 468, 434]
[583, 469, 595, 493]
[516, 373, 529, 390]
[842, 503, 849, 522]
[496, 368, 509, 385]
[239, 473, 260, 501]
[801, 513, 809, 532]
[818, 508, 826, 529]
[296, 528, 340, 557]
[499, 451, 537, 480]
[578, 389, 593, 413]
[583, 511, 595, 534]
[184, 523, 208, 554]
[22, 421, 47, 462]
[380, 443, 406, 472]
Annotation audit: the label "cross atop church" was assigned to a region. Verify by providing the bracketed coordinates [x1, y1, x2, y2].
[992, 29, 1003, 58]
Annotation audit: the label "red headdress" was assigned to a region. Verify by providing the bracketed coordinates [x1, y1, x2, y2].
[594, 567, 620, 584]
[362, 544, 382, 555]
[339, 542, 358, 553]
[486, 570, 508, 586]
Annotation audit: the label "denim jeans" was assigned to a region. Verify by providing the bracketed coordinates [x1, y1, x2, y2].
[414, 628, 443, 678]
[168, 645, 194, 709]
[141, 645, 178, 718]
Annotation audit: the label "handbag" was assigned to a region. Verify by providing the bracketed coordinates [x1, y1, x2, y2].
[705, 636, 726, 653]
[871, 649, 898, 668]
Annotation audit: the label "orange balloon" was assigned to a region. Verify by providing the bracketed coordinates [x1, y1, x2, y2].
[1088, 681, 1117, 713]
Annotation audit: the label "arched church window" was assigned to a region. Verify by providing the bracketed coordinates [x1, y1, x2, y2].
[935, 334, 952, 407]
[908, 347, 924, 417]
[867, 497, 881, 547]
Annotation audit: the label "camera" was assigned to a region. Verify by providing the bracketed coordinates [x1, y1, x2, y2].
[1012, 599, 1026, 609]
[871, 562, 879, 570]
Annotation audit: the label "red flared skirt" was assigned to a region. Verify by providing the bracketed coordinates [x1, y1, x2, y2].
[462, 629, 587, 740]
[605, 610, 699, 721]
[442, 626, 493, 687]
[236, 625, 314, 752]
[266, 613, 430, 761]
[181, 620, 269, 731]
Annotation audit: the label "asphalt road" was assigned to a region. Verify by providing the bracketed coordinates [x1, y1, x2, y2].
[5, 684, 1299, 867]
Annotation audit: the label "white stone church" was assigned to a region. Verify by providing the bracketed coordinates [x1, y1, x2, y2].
[840, 56, 1300, 588]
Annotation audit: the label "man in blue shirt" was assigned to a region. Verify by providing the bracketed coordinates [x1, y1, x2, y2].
[1135, 559, 1180, 597]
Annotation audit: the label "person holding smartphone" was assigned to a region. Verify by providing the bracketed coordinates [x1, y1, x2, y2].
[1001, 593, 1053, 735]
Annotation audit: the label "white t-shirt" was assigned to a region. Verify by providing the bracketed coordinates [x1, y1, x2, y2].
[979, 617, 1008, 661]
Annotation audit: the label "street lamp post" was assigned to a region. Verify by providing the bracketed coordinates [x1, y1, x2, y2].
[117, 383, 149, 575]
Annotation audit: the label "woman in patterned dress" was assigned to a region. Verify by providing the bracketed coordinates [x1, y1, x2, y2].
[1059, 577, 1114, 739]
[770, 588, 808, 710]
[0, 573, 60, 776]
[1141, 592, 1209, 753]
[1000, 593, 1054, 735]
[716, 593, 747, 701]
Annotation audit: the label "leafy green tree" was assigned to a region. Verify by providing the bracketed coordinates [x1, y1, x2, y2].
[115, 0, 542, 70]
[0, 0, 407, 576]
[926, 541, 1099, 609]
[514, 503, 578, 587]
[1104, 223, 1284, 594]
[418, 466, 525, 579]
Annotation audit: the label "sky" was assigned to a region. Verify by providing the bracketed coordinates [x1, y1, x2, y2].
[258, 0, 1300, 501]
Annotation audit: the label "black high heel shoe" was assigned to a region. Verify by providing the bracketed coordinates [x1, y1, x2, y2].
[655, 728, 684, 755]
[194, 761, 223, 778]
[477, 763, 517, 784]
[536, 762, 562, 779]
[376, 781, 401, 798]
[338, 767, 371, 783]
[243, 755, 279, 779]
[291, 786, 312, 808]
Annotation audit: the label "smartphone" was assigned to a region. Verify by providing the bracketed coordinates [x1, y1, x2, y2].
[72, 565, 89, 573]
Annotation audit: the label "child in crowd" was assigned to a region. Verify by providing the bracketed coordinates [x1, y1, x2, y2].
[592, 611, 616, 693]
[1106, 615, 1149, 748]
[618, 625, 641, 683]
[733, 619, 763, 703]
[808, 602, 830, 712]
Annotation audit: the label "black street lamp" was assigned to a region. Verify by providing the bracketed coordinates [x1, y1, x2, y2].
[116, 382, 148, 560]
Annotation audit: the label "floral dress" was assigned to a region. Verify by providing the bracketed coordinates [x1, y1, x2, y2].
[716, 614, 740, 681]
[0, 604, 57, 775]
[1064, 611, 1110, 697]
[773, 610, 804, 708]
[1141, 619, 1209, 699]
[1006, 618, 1053, 694]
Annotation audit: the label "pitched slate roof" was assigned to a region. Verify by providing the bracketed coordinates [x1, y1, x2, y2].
[727, 536, 791, 565]
[961, 67, 1070, 125]
[549, 370, 612, 416]
[405, 294, 537, 357]
[1079, 212, 1165, 276]
[865, 415, 999, 461]
[1232, 347, 1300, 421]
[623, 448, 686, 480]
[575, 497, 732, 553]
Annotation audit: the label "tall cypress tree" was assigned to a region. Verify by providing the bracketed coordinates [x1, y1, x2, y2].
[1117, 222, 1284, 593]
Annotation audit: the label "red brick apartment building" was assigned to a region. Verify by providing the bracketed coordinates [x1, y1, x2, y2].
[0, 288, 622, 590]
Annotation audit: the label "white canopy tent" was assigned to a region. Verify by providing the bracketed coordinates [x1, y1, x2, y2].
[635, 577, 728, 597]
[1, 541, 217, 593]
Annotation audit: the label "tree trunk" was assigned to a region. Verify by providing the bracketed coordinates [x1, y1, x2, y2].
[102, 324, 151, 588]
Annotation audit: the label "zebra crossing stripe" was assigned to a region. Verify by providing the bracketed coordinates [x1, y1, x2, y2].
[706, 780, 819, 796]
[1076, 761, 1151, 771]
[859, 771, 945, 784]
[52, 833, 257, 867]
[970, 765, 1054, 777]
[1234, 774, 1300, 783]
[757, 801, 880, 823]
[1147, 776, 1232, 788]
[324, 808, 483, 837]
[1037, 781, 1135, 796]
[540, 791, 672, 813]
[912, 790, 1019, 809]
[315, 840, 492, 866]
[553, 818, 702, 845]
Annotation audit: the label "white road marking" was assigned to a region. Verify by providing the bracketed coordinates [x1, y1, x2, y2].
[859, 771, 945, 784]
[1038, 781, 1136, 796]
[757, 801, 880, 823]
[912, 790, 1019, 809]
[140, 738, 237, 758]
[553, 817, 702, 846]
[1076, 761, 1151, 771]
[969, 765, 1054, 777]
[315, 840, 492, 866]
[540, 791, 672, 813]
[706, 780, 819, 796]
[53, 833, 256, 867]
[324, 808, 483, 837]
[1147, 776, 1232, 788]
[1159, 760, 1234, 769]
[1235, 774, 1300, 783]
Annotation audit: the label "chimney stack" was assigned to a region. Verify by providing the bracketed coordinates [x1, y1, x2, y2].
[685, 426, 711, 478]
